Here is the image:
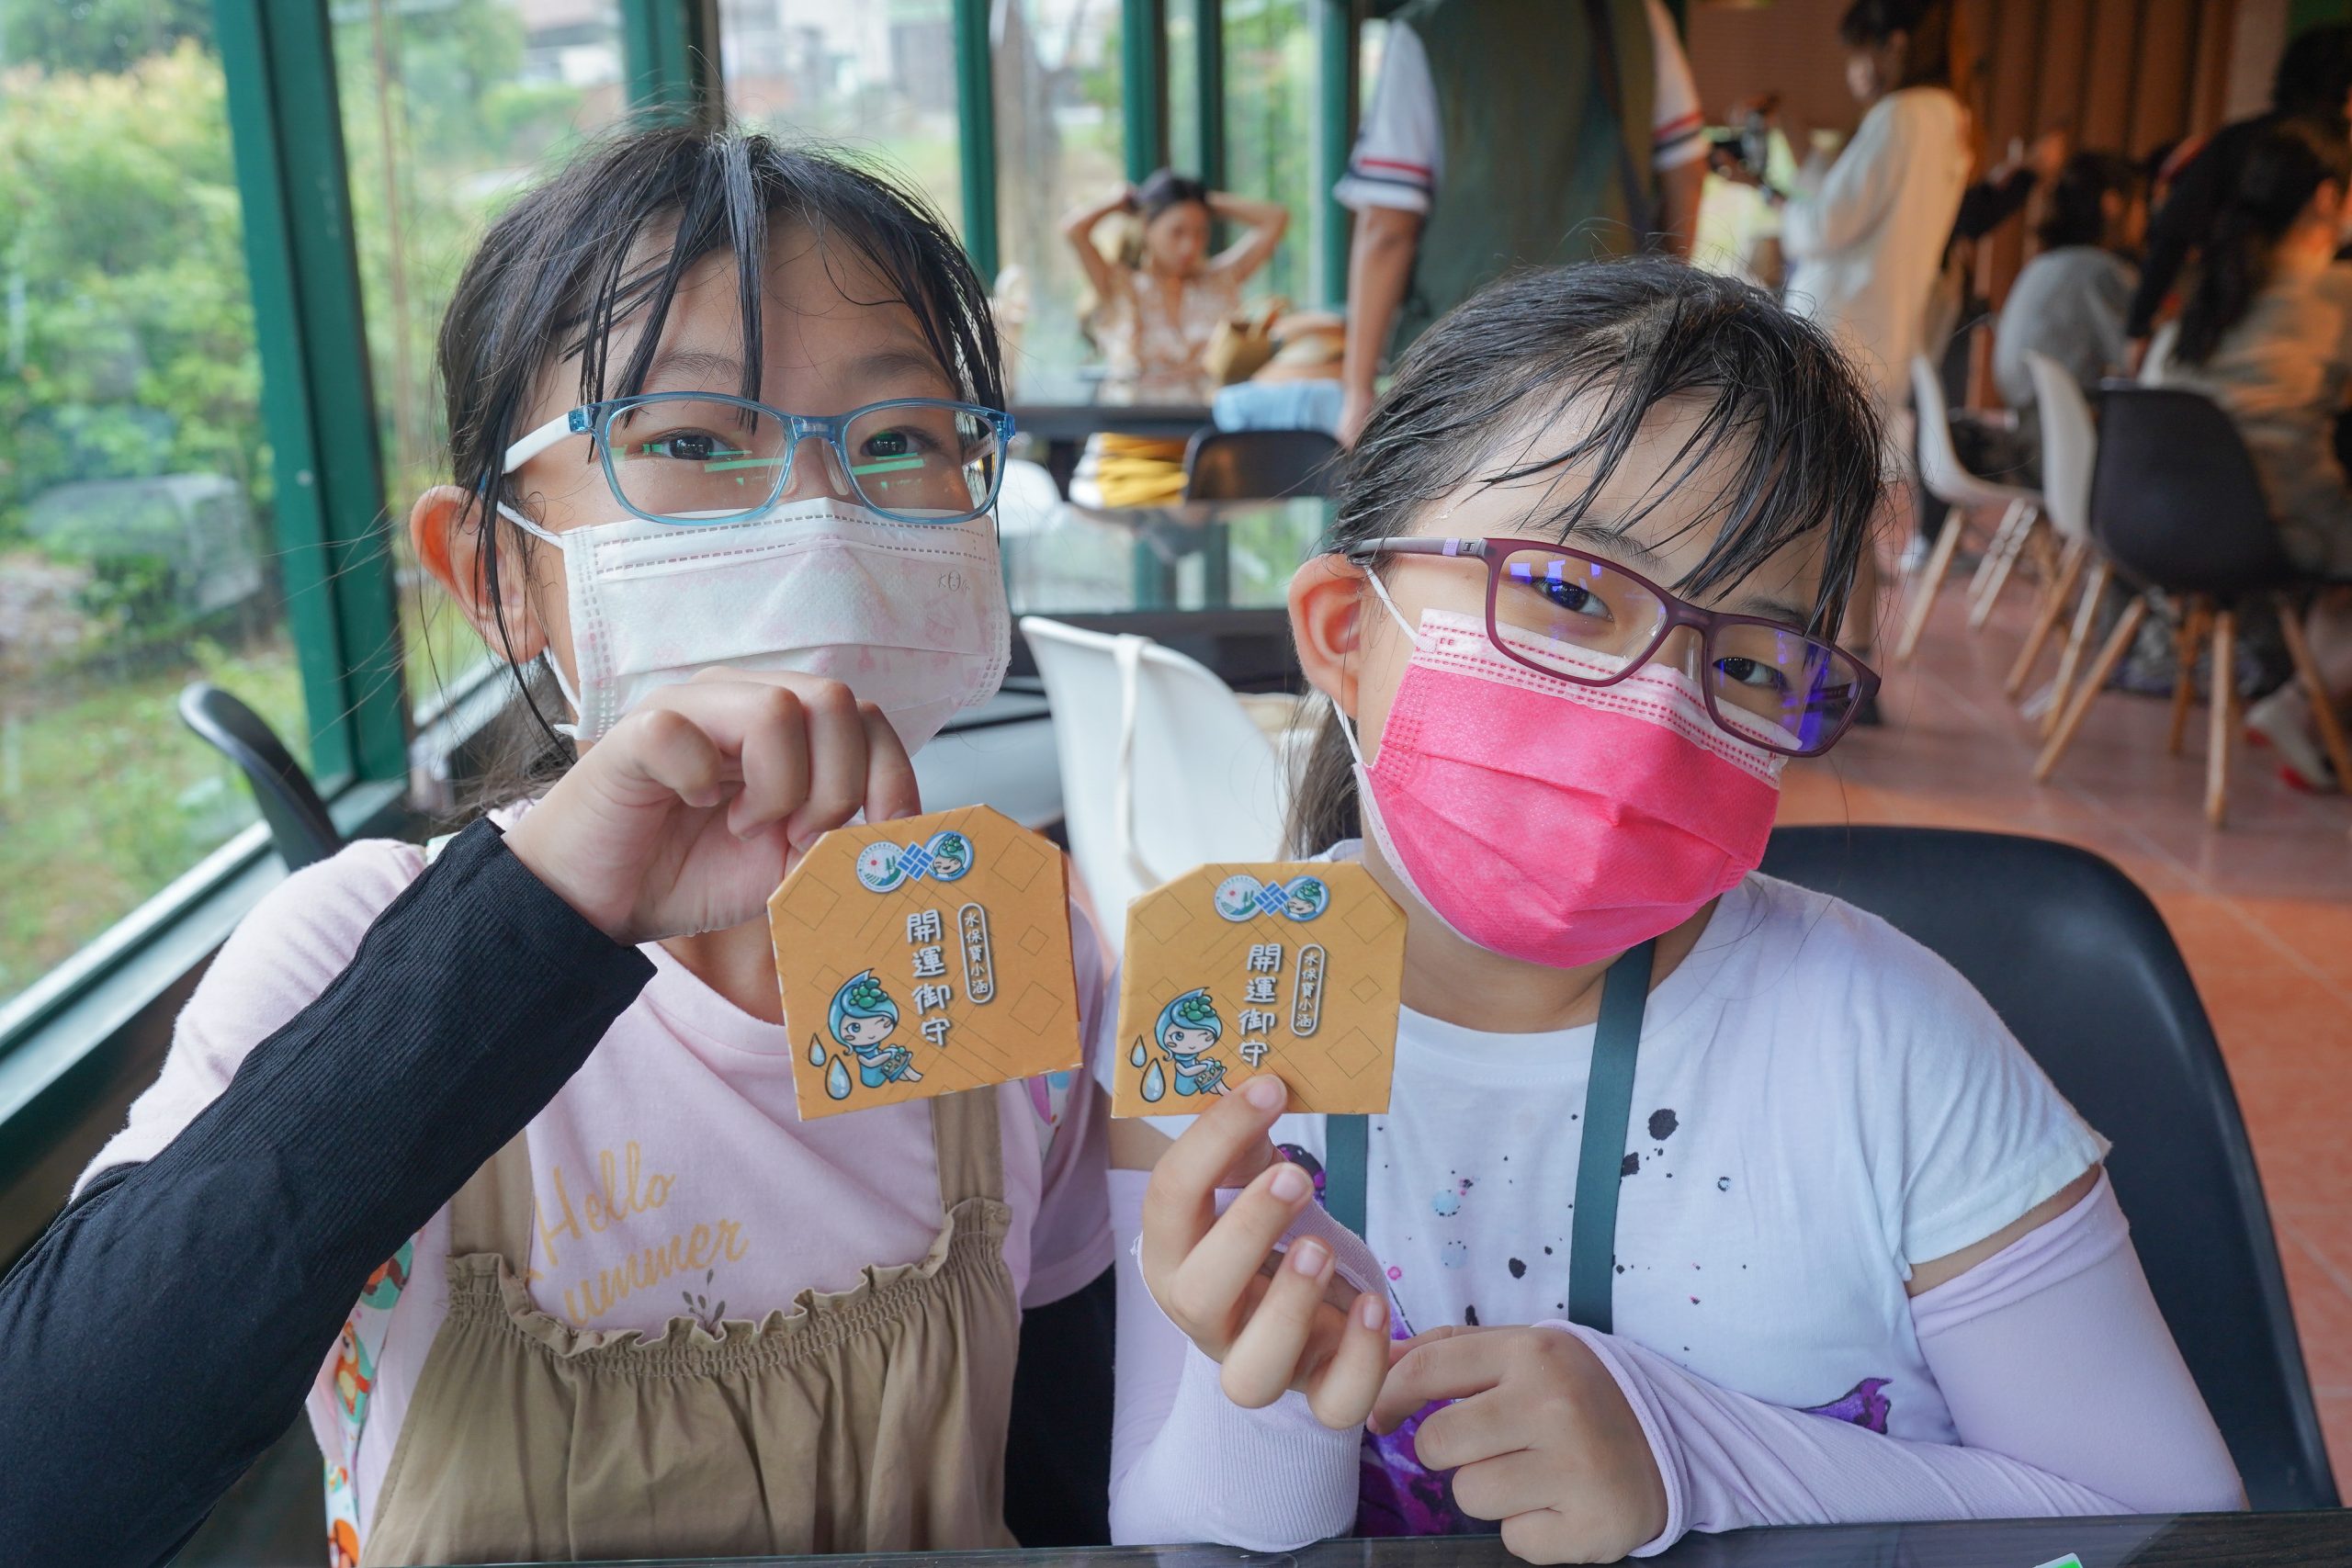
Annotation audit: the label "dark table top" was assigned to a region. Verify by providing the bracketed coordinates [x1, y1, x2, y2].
[463, 1513, 2352, 1568]
[1009, 368, 1214, 443]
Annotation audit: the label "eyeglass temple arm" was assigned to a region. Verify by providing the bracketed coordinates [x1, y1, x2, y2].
[502, 408, 590, 475]
[1341, 536, 1486, 563]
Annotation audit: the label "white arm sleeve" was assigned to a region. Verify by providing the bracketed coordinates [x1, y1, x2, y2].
[1548, 1175, 2242, 1557]
[1107, 1169, 1365, 1549]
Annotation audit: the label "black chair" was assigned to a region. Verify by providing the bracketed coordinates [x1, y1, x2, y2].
[1761, 825, 2336, 1510]
[1182, 427, 1340, 501]
[177, 682, 344, 871]
[2033, 385, 2352, 822]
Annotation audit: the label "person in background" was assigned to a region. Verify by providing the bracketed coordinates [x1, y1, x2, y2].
[1062, 171, 1289, 397]
[1981, 151, 2147, 475]
[1776, 0, 1972, 668]
[1061, 171, 1289, 505]
[2126, 24, 2352, 355]
[1103, 260, 2241, 1564]
[1332, 0, 1707, 446]
[2154, 118, 2352, 794]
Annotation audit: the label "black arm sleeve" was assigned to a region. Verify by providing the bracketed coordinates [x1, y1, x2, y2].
[2129, 133, 2235, 339]
[1951, 168, 2038, 245]
[0, 819, 654, 1568]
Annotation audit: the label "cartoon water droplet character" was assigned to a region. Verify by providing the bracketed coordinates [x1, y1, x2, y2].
[1141, 1058, 1167, 1102]
[830, 969, 924, 1089]
[1284, 876, 1329, 920]
[928, 829, 972, 880]
[1153, 987, 1229, 1097]
[1129, 1037, 1148, 1068]
[808, 1036, 827, 1067]
[826, 1054, 854, 1100]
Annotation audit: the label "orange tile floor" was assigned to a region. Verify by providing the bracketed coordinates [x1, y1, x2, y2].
[1776, 569, 2352, 1483]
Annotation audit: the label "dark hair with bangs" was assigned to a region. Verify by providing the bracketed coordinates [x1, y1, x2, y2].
[2037, 151, 2144, 252]
[1838, 0, 1954, 91]
[1286, 258, 1883, 856]
[436, 119, 1001, 776]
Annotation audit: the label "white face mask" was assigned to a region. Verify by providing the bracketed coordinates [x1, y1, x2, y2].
[497, 496, 1010, 753]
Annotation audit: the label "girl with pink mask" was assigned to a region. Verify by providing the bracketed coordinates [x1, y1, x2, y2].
[1102, 260, 2244, 1562]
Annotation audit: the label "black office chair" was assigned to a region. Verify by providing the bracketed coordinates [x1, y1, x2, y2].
[177, 682, 344, 872]
[2033, 385, 2352, 822]
[1182, 427, 1340, 501]
[1761, 825, 2336, 1510]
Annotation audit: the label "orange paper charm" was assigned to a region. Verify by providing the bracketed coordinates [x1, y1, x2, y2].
[1113, 862, 1406, 1117]
[770, 806, 1080, 1119]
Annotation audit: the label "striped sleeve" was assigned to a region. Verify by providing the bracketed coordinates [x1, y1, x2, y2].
[1646, 0, 1707, 171]
[1334, 21, 1437, 215]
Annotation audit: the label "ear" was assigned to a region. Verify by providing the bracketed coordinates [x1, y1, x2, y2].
[1287, 551, 1370, 719]
[410, 484, 548, 663]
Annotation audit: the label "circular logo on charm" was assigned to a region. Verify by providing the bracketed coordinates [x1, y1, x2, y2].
[1213, 874, 1262, 921]
[855, 842, 907, 892]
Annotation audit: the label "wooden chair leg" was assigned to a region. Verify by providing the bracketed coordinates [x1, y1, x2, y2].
[2167, 597, 2210, 756]
[1969, 503, 2038, 629]
[2207, 608, 2236, 826]
[2007, 539, 2086, 696]
[2277, 592, 2352, 786]
[1897, 510, 1969, 661]
[1965, 500, 2018, 607]
[2041, 557, 2113, 739]
[2035, 594, 2149, 782]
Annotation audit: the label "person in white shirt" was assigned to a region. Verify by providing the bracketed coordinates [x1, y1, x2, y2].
[1332, 0, 1708, 445]
[1777, 0, 1973, 410]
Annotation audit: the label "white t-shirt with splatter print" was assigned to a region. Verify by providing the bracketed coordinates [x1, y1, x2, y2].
[1110, 843, 2105, 1533]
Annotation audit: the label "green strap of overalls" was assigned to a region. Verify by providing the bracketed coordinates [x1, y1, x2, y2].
[1322, 938, 1657, 1335]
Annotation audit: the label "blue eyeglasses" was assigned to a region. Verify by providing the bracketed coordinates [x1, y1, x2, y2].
[502, 392, 1016, 525]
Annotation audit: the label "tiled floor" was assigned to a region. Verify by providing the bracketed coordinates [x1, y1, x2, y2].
[1776, 567, 2352, 1483]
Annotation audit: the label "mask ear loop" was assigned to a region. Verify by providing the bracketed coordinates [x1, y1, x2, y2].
[1335, 563, 1426, 771]
[492, 498, 589, 739]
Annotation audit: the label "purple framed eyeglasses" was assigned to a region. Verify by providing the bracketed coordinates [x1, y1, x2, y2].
[1343, 535, 1880, 759]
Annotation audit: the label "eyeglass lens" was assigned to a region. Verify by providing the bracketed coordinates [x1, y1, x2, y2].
[605, 399, 1001, 519]
[1495, 547, 1862, 753]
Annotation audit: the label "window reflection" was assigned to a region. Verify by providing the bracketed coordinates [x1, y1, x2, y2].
[331, 0, 630, 716]
[993, 0, 1126, 395]
[720, 0, 964, 231]
[0, 3, 302, 1011]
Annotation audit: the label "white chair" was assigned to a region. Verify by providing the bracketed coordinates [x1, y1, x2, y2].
[1897, 355, 2044, 660]
[1020, 615, 1290, 952]
[994, 457, 1065, 538]
[2010, 353, 2108, 735]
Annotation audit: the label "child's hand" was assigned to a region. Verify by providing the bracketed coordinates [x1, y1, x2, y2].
[1138, 1076, 1392, 1427]
[1373, 1325, 1668, 1563]
[503, 669, 919, 945]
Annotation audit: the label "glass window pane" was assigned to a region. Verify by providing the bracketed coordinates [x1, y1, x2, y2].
[1167, 0, 1204, 175]
[0, 3, 307, 1010]
[1223, 0, 1318, 306]
[718, 0, 964, 233]
[993, 0, 1125, 392]
[330, 0, 631, 716]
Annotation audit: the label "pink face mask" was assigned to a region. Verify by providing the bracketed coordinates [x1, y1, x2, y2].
[1343, 586, 1786, 971]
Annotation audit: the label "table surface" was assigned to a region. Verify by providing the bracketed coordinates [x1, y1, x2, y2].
[462, 1513, 2352, 1568]
[1003, 494, 1333, 620]
[1008, 368, 1215, 442]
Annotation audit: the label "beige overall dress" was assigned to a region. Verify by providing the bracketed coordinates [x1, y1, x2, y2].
[357, 1089, 1019, 1565]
